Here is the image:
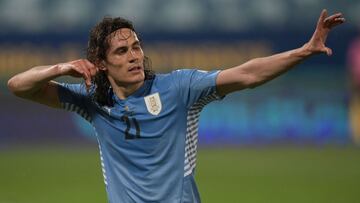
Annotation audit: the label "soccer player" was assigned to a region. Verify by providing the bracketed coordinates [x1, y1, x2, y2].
[7, 9, 344, 203]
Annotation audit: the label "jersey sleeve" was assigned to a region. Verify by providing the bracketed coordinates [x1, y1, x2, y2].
[172, 69, 223, 108]
[57, 83, 92, 122]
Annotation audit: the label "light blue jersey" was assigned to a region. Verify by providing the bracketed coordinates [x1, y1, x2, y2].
[58, 69, 222, 203]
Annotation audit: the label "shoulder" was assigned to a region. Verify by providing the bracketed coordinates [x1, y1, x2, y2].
[156, 69, 200, 79]
[154, 69, 220, 85]
[153, 69, 194, 84]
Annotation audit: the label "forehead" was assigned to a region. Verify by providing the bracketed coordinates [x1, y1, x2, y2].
[107, 28, 139, 48]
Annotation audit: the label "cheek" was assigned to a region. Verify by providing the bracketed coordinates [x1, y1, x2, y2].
[108, 67, 127, 79]
[107, 55, 126, 66]
[105, 65, 123, 80]
[106, 57, 127, 72]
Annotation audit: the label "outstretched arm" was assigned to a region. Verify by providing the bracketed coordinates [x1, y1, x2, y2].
[216, 9, 345, 96]
[7, 59, 98, 108]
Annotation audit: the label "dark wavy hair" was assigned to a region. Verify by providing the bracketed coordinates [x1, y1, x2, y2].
[86, 17, 154, 107]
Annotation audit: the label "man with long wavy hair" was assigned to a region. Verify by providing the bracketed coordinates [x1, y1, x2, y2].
[8, 10, 344, 203]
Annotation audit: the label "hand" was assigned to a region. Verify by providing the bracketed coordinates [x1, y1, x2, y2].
[57, 59, 99, 90]
[304, 9, 345, 56]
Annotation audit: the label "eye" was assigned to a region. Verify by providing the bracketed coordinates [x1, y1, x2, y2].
[115, 47, 128, 55]
[133, 45, 141, 51]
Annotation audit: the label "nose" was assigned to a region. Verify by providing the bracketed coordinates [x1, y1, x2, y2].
[128, 49, 139, 63]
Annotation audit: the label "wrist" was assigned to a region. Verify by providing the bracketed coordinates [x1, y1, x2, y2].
[298, 43, 315, 58]
[51, 63, 65, 76]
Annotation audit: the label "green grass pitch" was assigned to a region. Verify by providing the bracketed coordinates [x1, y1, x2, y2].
[1, 147, 360, 203]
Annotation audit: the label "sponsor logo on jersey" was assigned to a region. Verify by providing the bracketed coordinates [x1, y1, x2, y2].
[144, 93, 162, 116]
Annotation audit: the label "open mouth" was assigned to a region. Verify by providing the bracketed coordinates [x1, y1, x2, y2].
[128, 66, 142, 72]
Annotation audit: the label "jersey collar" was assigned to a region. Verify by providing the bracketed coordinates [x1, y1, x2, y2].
[112, 79, 153, 104]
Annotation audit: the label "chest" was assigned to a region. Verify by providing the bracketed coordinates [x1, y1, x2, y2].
[93, 89, 187, 142]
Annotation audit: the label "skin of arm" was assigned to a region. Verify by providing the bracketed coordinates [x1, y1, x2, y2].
[7, 59, 97, 108]
[7, 65, 62, 108]
[216, 9, 345, 96]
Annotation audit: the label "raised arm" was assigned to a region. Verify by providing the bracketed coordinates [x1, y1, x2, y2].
[216, 9, 345, 96]
[7, 59, 98, 108]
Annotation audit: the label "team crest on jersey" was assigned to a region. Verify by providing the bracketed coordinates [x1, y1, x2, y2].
[144, 93, 162, 116]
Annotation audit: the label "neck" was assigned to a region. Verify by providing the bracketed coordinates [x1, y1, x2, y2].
[110, 80, 144, 100]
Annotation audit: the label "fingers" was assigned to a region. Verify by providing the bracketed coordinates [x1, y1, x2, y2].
[70, 59, 99, 91]
[307, 9, 345, 57]
[322, 10, 345, 29]
[83, 59, 99, 77]
[324, 13, 341, 20]
[73, 59, 98, 77]
[71, 63, 92, 87]
[324, 13, 343, 23]
[318, 9, 328, 26]
[323, 47, 333, 56]
[326, 16, 345, 29]
[318, 9, 346, 27]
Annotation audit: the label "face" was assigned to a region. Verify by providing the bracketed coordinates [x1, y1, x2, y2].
[102, 28, 145, 87]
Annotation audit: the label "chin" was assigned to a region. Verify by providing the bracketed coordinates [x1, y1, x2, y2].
[130, 73, 145, 83]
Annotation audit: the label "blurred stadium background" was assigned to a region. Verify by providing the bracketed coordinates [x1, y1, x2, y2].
[1, 0, 360, 202]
